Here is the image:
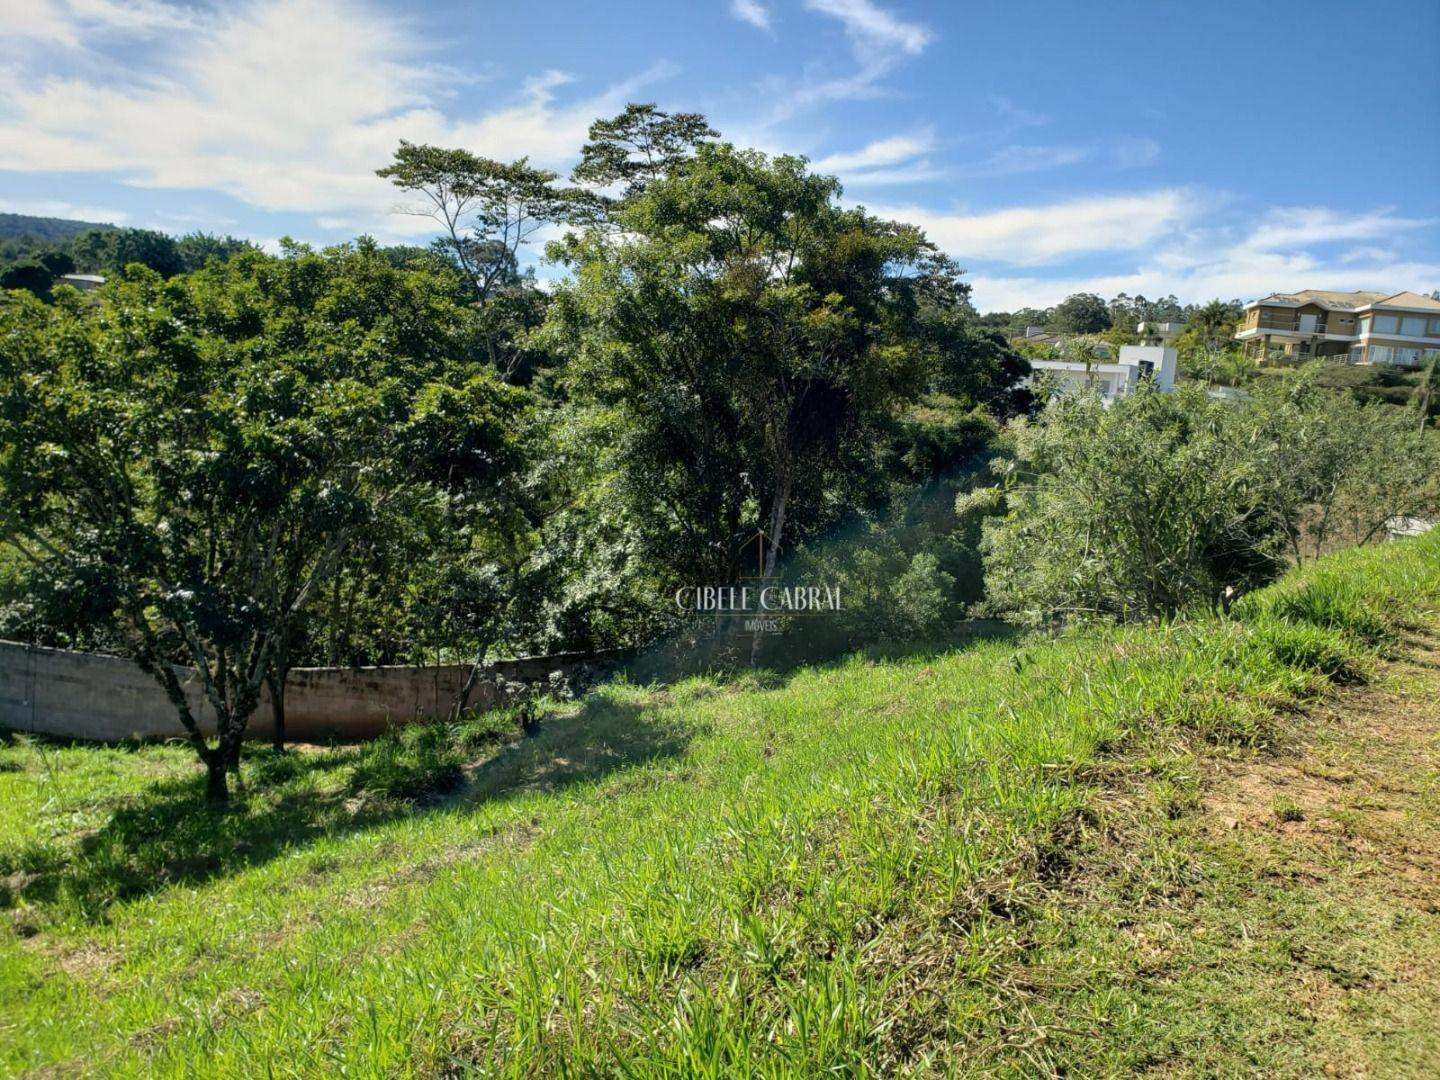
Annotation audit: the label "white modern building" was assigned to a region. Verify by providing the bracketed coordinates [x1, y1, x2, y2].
[1026, 344, 1177, 404]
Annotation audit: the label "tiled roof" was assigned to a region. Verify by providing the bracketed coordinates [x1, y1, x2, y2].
[1255, 289, 1390, 310]
[1368, 291, 1440, 312]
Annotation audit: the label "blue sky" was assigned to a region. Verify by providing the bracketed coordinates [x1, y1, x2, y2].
[2, 0, 1437, 310]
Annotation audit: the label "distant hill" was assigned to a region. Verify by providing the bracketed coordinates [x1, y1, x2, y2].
[0, 212, 119, 244]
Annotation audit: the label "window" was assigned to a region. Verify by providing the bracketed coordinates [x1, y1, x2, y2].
[1395, 347, 1421, 367]
[1369, 346, 1393, 364]
[1400, 316, 1426, 336]
[1358, 315, 1372, 334]
[1428, 318, 1440, 337]
[1423, 348, 1440, 362]
[1373, 314, 1399, 334]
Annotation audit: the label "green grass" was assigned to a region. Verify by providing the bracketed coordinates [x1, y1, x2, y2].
[2, 531, 1439, 1076]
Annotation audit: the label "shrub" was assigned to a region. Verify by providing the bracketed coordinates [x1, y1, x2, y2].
[982, 385, 1288, 626]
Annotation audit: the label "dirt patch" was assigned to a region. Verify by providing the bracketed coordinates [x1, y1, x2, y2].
[1202, 639, 1440, 915]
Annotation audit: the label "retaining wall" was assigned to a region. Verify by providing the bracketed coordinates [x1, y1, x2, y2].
[0, 640, 605, 743]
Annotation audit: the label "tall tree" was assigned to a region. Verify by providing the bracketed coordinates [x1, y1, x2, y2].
[1049, 292, 1112, 334]
[0, 243, 527, 801]
[542, 142, 1007, 604]
[571, 103, 717, 201]
[377, 143, 587, 376]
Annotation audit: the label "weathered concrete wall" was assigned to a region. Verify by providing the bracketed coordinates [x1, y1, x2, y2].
[0, 640, 606, 743]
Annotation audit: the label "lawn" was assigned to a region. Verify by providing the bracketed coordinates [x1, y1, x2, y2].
[2, 531, 1439, 1076]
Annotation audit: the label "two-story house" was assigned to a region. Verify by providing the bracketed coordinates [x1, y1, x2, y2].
[1235, 289, 1440, 367]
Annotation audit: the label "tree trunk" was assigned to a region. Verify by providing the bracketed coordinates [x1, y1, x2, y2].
[205, 756, 229, 804]
[267, 669, 286, 752]
[750, 476, 791, 666]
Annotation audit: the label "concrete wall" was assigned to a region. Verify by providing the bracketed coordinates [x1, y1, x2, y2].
[0, 640, 607, 743]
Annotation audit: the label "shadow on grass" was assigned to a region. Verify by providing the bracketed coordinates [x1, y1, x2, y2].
[622, 616, 1022, 692]
[465, 694, 696, 804]
[3, 697, 695, 924]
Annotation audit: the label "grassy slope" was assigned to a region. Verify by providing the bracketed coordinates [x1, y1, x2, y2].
[1, 532, 1438, 1077]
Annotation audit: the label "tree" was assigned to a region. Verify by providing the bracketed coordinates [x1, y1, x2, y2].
[571, 103, 717, 201]
[377, 143, 586, 376]
[1049, 292, 1111, 334]
[542, 141, 1005, 611]
[1241, 376, 1440, 561]
[0, 243, 527, 801]
[70, 227, 185, 277]
[174, 232, 258, 272]
[0, 259, 55, 297]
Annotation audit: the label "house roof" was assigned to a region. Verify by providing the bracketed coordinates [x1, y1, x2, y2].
[1246, 289, 1389, 311]
[1366, 291, 1440, 312]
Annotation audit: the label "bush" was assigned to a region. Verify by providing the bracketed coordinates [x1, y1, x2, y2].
[982, 385, 1288, 626]
[982, 376, 1440, 627]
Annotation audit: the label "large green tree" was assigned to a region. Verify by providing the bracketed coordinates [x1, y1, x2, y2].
[541, 141, 1010, 597]
[0, 242, 527, 800]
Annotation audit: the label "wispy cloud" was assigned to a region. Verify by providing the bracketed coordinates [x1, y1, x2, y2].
[813, 130, 931, 171]
[958, 144, 1090, 178]
[0, 0, 674, 239]
[1239, 205, 1434, 253]
[1111, 136, 1160, 169]
[813, 129, 944, 187]
[730, 0, 771, 31]
[958, 204, 1440, 310]
[1, 0, 198, 48]
[880, 190, 1201, 266]
[988, 95, 1049, 130]
[763, 0, 933, 122]
[803, 0, 932, 57]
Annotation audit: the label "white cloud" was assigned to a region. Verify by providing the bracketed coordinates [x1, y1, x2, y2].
[813, 130, 932, 172]
[803, 0, 931, 57]
[959, 144, 1090, 178]
[812, 129, 944, 187]
[879, 190, 1201, 266]
[0, 0, 674, 241]
[0, 0, 197, 47]
[763, 0, 933, 122]
[1240, 205, 1433, 253]
[959, 204, 1440, 311]
[730, 0, 771, 31]
[987, 95, 1049, 130]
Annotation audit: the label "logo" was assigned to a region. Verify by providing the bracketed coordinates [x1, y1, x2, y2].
[673, 530, 841, 632]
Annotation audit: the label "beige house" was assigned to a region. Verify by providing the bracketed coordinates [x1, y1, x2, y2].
[1235, 289, 1440, 368]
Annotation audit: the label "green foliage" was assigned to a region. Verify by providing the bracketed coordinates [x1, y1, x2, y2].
[1048, 291, 1112, 333]
[542, 140, 1020, 598]
[571, 102, 717, 198]
[982, 385, 1289, 625]
[348, 724, 466, 803]
[983, 377, 1440, 626]
[0, 243, 529, 799]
